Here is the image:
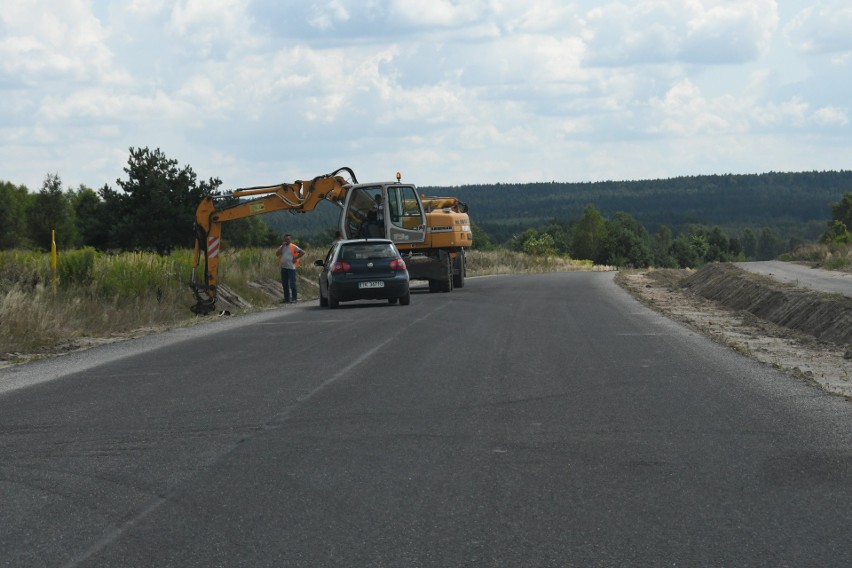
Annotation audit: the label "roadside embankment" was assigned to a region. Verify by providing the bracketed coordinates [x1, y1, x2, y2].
[617, 263, 852, 399]
[682, 263, 852, 346]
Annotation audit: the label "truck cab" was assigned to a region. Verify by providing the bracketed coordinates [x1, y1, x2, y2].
[341, 182, 427, 245]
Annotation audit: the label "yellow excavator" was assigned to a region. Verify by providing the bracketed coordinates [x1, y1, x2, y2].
[189, 167, 472, 314]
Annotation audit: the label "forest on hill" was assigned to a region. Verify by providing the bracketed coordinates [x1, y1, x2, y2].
[267, 170, 852, 247]
[424, 171, 852, 244]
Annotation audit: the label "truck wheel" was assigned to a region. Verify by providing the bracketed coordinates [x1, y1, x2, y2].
[439, 253, 453, 293]
[452, 251, 465, 289]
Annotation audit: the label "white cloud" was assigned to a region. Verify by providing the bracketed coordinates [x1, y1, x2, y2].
[388, 0, 490, 27]
[648, 79, 743, 136]
[785, 2, 852, 55]
[308, 0, 351, 30]
[0, 0, 850, 192]
[812, 106, 849, 126]
[583, 0, 778, 66]
[0, 0, 114, 80]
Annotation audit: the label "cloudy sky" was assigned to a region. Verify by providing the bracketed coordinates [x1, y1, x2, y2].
[2, 0, 851, 193]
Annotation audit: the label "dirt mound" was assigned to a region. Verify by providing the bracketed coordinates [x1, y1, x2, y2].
[682, 263, 852, 346]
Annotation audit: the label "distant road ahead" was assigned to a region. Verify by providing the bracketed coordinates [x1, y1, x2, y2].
[2, 272, 852, 567]
[739, 260, 852, 298]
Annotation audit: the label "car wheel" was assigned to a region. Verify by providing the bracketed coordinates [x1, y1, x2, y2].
[399, 293, 411, 305]
[319, 290, 328, 307]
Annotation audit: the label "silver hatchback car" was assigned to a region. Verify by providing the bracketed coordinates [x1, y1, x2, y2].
[315, 239, 411, 308]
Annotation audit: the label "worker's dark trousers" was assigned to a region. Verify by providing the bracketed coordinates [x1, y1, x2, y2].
[281, 268, 297, 302]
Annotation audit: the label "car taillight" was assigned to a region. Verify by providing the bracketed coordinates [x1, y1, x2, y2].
[389, 258, 406, 271]
[332, 261, 351, 273]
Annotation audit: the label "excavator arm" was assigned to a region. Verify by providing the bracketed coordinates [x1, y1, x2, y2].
[189, 167, 357, 314]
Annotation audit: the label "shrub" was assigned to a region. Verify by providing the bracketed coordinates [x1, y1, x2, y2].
[57, 247, 96, 286]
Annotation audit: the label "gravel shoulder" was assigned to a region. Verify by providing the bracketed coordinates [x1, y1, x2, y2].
[616, 263, 852, 399]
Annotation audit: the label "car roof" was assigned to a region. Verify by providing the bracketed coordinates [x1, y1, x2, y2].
[338, 238, 393, 245]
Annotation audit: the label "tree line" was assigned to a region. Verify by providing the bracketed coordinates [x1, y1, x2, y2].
[472, 191, 851, 268]
[502, 208, 792, 268]
[2, 146, 850, 268]
[0, 147, 279, 254]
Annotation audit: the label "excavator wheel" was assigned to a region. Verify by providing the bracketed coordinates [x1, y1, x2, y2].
[452, 251, 465, 289]
[439, 253, 453, 293]
[428, 252, 454, 293]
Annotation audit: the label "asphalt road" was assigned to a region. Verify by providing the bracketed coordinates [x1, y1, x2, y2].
[739, 260, 852, 298]
[2, 272, 852, 567]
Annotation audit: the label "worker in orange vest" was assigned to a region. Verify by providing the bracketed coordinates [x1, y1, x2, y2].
[276, 234, 305, 304]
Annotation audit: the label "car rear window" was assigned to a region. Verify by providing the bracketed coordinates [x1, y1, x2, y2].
[339, 243, 397, 260]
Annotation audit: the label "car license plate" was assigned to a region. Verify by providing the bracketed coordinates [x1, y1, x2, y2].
[359, 281, 385, 289]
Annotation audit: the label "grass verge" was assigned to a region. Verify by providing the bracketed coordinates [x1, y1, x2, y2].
[1, 248, 609, 362]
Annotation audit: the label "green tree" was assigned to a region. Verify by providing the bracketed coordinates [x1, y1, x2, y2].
[652, 225, 677, 267]
[705, 227, 729, 262]
[690, 234, 710, 262]
[757, 228, 785, 260]
[511, 228, 539, 253]
[539, 219, 572, 255]
[523, 233, 557, 256]
[669, 235, 701, 268]
[100, 147, 221, 254]
[27, 173, 78, 250]
[728, 236, 744, 260]
[831, 192, 852, 228]
[740, 228, 757, 259]
[70, 185, 111, 249]
[571, 205, 607, 263]
[603, 212, 653, 268]
[820, 192, 852, 244]
[0, 180, 32, 249]
[223, 216, 278, 247]
[820, 220, 851, 244]
[470, 222, 497, 251]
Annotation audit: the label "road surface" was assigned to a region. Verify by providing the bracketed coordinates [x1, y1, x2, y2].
[2, 273, 852, 567]
[739, 260, 852, 298]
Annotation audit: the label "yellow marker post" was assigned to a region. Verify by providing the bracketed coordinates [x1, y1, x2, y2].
[51, 229, 57, 294]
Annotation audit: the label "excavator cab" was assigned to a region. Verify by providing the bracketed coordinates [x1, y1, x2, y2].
[342, 182, 427, 244]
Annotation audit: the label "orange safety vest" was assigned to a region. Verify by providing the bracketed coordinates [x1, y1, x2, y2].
[279, 243, 300, 268]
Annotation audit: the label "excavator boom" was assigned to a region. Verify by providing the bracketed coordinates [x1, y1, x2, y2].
[189, 167, 357, 314]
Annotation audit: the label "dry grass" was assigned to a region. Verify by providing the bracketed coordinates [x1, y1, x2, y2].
[0, 248, 607, 362]
[783, 243, 852, 272]
[465, 250, 612, 275]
